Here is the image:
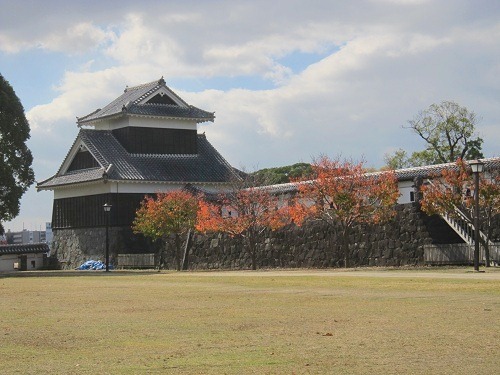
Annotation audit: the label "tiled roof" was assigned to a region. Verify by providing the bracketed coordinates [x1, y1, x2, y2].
[125, 103, 213, 120]
[393, 157, 500, 181]
[169, 157, 500, 198]
[0, 243, 49, 255]
[77, 78, 214, 125]
[37, 130, 239, 189]
[254, 157, 500, 195]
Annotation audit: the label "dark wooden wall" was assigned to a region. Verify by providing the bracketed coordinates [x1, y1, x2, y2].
[147, 93, 177, 105]
[67, 150, 99, 171]
[112, 127, 197, 154]
[52, 193, 150, 229]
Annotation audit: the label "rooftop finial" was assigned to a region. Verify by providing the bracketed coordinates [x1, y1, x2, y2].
[124, 85, 128, 93]
[158, 76, 166, 85]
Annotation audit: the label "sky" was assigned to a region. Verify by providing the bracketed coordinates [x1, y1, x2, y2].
[1, 0, 499, 232]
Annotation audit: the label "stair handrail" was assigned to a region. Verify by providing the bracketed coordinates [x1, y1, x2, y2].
[424, 179, 492, 246]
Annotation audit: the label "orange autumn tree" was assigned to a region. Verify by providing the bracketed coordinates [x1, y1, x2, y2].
[480, 169, 500, 265]
[420, 159, 500, 266]
[419, 159, 471, 218]
[290, 156, 400, 267]
[197, 179, 295, 270]
[132, 191, 199, 271]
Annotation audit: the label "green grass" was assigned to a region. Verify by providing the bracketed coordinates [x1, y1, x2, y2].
[1, 268, 499, 374]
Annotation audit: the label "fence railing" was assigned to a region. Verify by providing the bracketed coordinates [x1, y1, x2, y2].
[117, 253, 156, 268]
[424, 243, 500, 265]
[424, 179, 492, 247]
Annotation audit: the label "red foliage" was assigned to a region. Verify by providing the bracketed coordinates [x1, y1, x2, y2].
[132, 190, 199, 271]
[420, 159, 500, 249]
[133, 190, 199, 240]
[288, 155, 399, 267]
[197, 187, 293, 236]
[289, 156, 400, 228]
[197, 184, 296, 270]
[481, 172, 500, 217]
[420, 159, 473, 218]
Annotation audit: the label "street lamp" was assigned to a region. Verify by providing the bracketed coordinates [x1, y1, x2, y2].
[469, 160, 484, 272]
[103, 203, 112, 272]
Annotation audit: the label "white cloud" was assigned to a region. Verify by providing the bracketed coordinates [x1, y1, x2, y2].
[20, 1, 500, 162]
[0, 34, 33, 53]
[105, 14, 178, 65]
[4, 0, 500, 230]
[264, 64, 294, 86]
[371, 0, 431, 4]
[0, 22, 114, 54]
[42, 22, 116, 53]
[27, 69, 122, 132]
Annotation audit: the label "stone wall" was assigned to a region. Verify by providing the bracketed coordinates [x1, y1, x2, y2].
[51, 227, 121, 269]
[52, 225, 155, 269]
[160, 203, 500, 270]
[181, 203, 431, 270]
[51, 203, 500, 270]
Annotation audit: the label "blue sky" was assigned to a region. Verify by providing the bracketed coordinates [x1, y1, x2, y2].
[1, 0, 499, 231]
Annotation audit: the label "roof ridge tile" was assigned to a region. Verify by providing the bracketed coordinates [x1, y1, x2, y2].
[77, 78, 211, 125]
[124, 79, 161, 92]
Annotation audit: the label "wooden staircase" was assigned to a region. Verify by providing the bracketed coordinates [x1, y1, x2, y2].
[425, 179, 493, 248]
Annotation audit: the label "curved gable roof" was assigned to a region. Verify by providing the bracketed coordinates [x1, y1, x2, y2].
[77, 77, 214, 125]
[37, 130, 239, 190]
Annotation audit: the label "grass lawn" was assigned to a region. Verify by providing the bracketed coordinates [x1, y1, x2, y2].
[0, 268, 499, 374]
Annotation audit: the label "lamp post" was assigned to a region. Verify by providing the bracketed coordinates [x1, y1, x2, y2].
[469, 160, 484, 272]
[103, 203, 112, 272]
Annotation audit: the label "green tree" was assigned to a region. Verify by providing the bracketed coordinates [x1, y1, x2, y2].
[251, 163, 312, 185]
[385, 101, 483, 168]
[383, 149, 413, 170]
[0, 74, 35, 234]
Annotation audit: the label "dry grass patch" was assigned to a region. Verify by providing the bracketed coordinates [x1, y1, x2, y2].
[0, 269, 499, 374]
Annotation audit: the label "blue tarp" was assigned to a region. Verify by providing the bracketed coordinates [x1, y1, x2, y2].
[77, 260, 113, 270]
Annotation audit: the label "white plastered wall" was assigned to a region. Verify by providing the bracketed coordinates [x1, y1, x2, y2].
[397, 180, 415, 204]
[0, 253, 45, 272]
[92, 116, 198, 131]
[53, 181, 232, 199]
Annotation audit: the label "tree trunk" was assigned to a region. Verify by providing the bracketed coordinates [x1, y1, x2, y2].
[481, 226, 491, 267]
[158, 239, 167, 272]
[174, 233, 182, 271]
[181, 229, 193, 271]
[484, 243, 491, 267]
[251, 247, 257, 270]
[342, 227, 350, 268]
[246, 236, 257, 270]
[484, 223, 493, 267]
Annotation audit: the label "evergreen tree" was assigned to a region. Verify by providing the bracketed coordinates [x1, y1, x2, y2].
[0, 74, 35, 234]
[251, 163, 312, 185]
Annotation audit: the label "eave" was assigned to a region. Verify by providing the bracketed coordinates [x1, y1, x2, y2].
[37, 178, 232, 192]
[77, 111, 214, 127]
[36, 176, 106, 192]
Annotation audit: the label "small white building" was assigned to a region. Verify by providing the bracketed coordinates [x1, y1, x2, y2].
[0, 244, 49, 272]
